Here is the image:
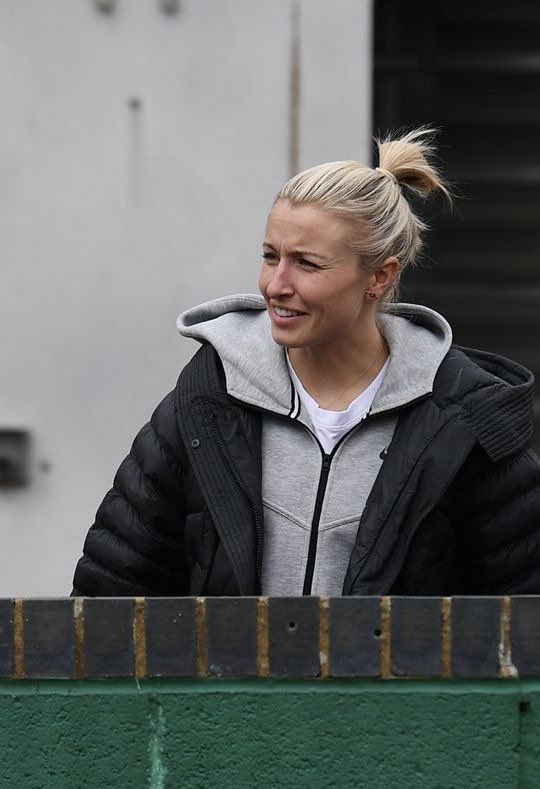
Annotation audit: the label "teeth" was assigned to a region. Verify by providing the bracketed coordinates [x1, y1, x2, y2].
[275, 307, 302, 317]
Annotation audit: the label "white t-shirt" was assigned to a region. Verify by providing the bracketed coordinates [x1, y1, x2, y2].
[286, 354, 389, 455]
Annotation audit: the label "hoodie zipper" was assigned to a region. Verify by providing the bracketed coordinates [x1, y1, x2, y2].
[224, 392, 432, 596]
[301, 418, 370, 596]
[302, 452, 332, 595]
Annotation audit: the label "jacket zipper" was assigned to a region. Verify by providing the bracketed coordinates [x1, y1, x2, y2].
[302, 452, 332, 595]
[211, 415, 264, 592]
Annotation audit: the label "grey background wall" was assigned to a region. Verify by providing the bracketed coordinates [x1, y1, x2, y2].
[0, 0, 372, 595]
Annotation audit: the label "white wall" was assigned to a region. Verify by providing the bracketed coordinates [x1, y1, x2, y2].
[0, 0, 372, 596]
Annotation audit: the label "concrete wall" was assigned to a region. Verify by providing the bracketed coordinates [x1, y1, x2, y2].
[0, 0, 372, 596]
[0, 678, 537, 788]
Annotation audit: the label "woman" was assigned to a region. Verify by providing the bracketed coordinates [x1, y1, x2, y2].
[72, 129, 540, 597]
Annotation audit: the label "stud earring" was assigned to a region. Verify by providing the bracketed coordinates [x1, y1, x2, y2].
[365, 291, 377, 300]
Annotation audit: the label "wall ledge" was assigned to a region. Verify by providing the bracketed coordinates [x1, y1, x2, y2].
[0, 595, 537, 680]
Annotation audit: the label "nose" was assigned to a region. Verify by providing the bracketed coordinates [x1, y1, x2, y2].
[264, 259, 294, 299]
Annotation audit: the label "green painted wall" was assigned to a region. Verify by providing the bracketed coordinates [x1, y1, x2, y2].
[1, 679, 539, 788]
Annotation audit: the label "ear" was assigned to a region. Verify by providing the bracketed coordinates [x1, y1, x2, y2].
[369, 257, 400, 298]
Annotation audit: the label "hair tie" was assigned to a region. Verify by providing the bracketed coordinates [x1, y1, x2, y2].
[375, 166, 399, 185]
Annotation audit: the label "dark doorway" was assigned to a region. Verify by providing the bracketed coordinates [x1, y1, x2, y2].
[373, 0, 540, 448]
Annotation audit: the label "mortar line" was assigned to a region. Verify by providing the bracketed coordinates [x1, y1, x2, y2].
[319, 596, 329, 679]
[73, 597, 85, 679]
[13, 599, 24, 680]
[134, 597, 147, 679]
[195, 597, 208, 678]
[256, 596, 269, 678]
[380, 596, 392, 679]
[499, 595, 518, 679]
[441, 597, 452, 678]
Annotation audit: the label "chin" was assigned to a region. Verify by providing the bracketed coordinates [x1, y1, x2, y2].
[273, 336, 307, 351]
[270, 331, 289, 347]
[269, 327, 303, 348]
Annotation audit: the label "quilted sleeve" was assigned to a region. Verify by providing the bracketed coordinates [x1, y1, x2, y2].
[72, 389, 191, 596]
[456, 445, 540, 594]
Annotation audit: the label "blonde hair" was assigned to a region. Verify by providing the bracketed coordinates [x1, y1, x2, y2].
[276, 128, 452, 301]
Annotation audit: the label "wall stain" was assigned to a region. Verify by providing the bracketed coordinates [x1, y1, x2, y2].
[516, 695, 538, 788]
[288, 0, 301, 178]
[128, 96, 143, 204]
[148, 696, 168, 789]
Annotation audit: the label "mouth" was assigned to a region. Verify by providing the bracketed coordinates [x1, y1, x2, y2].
[271, 305, 306, 318]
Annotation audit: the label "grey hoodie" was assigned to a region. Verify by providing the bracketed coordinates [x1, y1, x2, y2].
[178, 294, 452, 596]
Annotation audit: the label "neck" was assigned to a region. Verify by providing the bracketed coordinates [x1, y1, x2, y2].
[288, 322, 389, 411]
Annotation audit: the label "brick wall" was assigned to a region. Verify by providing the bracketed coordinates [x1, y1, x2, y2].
[1, 596, 539, 680]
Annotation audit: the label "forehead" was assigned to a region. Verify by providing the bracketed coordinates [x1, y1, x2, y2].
[265, 199, 356, 251]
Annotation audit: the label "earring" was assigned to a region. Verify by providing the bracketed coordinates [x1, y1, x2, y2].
[365, 291, 377, 300]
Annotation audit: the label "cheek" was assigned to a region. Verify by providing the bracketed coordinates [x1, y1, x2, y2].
[329, 286, 365, 321]
[258, 267, 267, 295]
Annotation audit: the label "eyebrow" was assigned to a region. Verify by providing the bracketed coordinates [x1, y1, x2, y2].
[262, 242, 328, 261]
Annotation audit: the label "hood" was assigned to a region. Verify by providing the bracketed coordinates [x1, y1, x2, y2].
[178, 294, 292, 414]
[371, 302, 453, 414]
[434, 344, 535, 461]
[177, 294, 457, 417]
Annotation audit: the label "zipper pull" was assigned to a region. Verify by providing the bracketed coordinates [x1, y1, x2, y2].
[321, 454, 331, 472]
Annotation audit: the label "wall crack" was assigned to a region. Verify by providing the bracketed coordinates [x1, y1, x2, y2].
[148, 697, 168, 789]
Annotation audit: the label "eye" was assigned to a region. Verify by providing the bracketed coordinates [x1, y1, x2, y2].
[262, 251, 278, 263]
[298, 258, 319, 269]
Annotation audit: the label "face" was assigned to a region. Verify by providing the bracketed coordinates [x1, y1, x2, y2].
[259, 199, 376, 352]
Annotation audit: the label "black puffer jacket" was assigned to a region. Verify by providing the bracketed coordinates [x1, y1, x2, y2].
[72, 342, 540, 596]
